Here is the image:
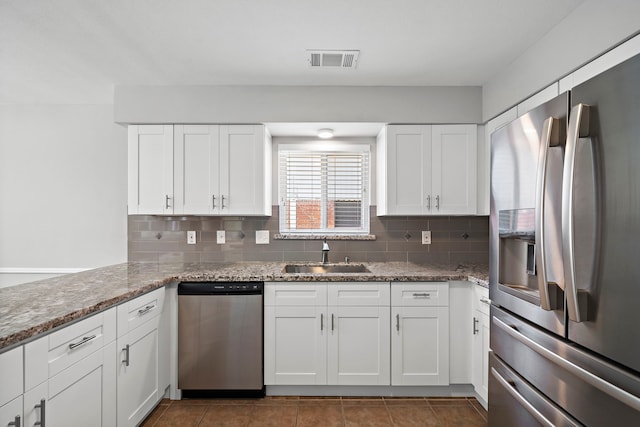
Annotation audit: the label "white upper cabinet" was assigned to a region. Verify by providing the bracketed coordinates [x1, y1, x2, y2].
[128, 125, 174, 215]
[377, 124, 477, 216]
[219, 125, 271, 216]
[129, 124, 271, 216]
[431, 125, 477, 214]
[173, 125, 219, 215]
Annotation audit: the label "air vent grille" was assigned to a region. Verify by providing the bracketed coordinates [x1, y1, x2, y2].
[307, 50, 360, 69]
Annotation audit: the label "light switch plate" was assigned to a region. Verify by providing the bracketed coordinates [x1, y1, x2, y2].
[256, 230, 269, 244]
[422, 231, 432, 245]
[217, 230, 226, 244]
[187, 230, 196, 245]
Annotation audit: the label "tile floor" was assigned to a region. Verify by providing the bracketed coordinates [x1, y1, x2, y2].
[140, 396, 488, 427]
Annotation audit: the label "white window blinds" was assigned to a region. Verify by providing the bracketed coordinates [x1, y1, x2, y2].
[279, 149, 370, 235]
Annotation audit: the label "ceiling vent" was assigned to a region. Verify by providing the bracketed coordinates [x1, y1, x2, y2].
[307, 50, 360, 69]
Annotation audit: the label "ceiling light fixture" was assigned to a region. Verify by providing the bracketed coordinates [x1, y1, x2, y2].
[317, 128, 334, 139]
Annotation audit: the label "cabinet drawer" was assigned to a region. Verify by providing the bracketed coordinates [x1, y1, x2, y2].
[265, 283, 327, 306]
[327, 283, 390, 306]
[0, 346, 23, 406]
[117, 287, 165, 336]
[25, 307, 116, 389]
[391, 282, 449, 307]
[474, 284, 490, 315]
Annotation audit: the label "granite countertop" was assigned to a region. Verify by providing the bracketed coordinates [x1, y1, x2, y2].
[0, 261, 488, 351]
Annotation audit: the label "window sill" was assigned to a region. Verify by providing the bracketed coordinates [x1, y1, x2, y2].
[274, 234, 376, 241]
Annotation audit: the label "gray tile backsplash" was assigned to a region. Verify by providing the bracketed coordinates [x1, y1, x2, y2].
[128, 206, 488, 266]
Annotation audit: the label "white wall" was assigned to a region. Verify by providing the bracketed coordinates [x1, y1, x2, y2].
[0, 104, 128, 285]
[114, 85, 482, 124]
[483, 0, 640, 120]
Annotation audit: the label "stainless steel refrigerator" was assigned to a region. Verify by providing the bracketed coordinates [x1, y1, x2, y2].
[489, 52, 640, 426]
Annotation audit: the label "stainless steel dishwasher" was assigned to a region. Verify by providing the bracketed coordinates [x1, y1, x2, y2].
[178, 281, 264, 397]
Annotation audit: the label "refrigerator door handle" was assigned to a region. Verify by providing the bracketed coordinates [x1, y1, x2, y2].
[535, 117, 562, 311]
[562, 103, 590, 323]
[493, 316, 640, 413]
[490, 367, 556, 427]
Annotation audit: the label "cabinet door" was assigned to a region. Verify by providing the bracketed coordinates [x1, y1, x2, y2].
[23, 343, 116, 427]
[219, 125, 268, 215]
[327, 305, 390, 385]
[431, 125, 477, 214]
[0, 346, 23, 407]
[384, 125, 432, 214]
[0, 395, 22, 427]
[117, 317, 159, 427]
[472, 311, 490, 406]
[174, 125, 220, 215]
[128, 125, 174, 215]
[264, 305, 327, 385]
[391, 306, 449, 385]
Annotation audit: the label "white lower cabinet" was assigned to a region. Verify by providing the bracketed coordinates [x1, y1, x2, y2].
[24, 343, 117, 427]
[264, 305, 327, 385]
[471, 284, 490, 407]
[22, 307, 117, 427]
[264, 282, 390, 386]
[391, 283, 450, 386]
[116, 287, 165, 427]
[328, 305, 390, 385]
[0, 395, 22, 427]
[0, 345, 23, 426]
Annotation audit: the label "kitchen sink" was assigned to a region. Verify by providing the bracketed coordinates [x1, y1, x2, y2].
[283, 263, 371, 274]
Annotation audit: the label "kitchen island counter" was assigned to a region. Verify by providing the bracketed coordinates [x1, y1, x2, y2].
[0, 261, 487, 351]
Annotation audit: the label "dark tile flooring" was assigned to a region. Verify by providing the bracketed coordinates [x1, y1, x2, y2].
[141, 396, 488, 427]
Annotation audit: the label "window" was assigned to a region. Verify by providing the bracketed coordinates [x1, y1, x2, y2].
[279, 145, 370, 236]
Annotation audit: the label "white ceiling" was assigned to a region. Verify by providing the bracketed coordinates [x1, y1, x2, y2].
[1, 0, 585, 107]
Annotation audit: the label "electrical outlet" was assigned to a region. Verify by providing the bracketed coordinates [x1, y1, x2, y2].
[216, 230, 226, 244]
[187, 230, 196, 245]
[422, 231, 432, 245]
[256, 230, 269, 244]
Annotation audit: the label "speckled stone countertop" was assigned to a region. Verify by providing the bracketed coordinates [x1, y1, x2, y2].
[0, 262, 488, 351]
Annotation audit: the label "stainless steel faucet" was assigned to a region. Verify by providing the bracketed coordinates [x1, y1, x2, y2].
[321, 239, 330, 264]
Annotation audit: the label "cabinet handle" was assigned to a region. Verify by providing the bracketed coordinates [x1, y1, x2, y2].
[396, 314, 400, 332]
[138, 305, 155, 316]
[331, 314, 334, 332]
[68, 334, 97, 350]
[426, 195, 431, 210]
[221, 195, 226, 209]
[34, 399, 45, 427]
[480, 297, 492, 305]
[122, 344, 130, 366]
[8, 415, 20, 427]
[412, 293, 431, 298]
[165, 195, 171, 209]
[212, 195, 217, 209]
[473, 317, 479, 335]
[320, 313, 324, 331]
[435, 195, 440, 210]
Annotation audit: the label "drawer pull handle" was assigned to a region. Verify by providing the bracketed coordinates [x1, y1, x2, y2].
[412, 293, 431, 298]
[123, 344, 130, 366]
[68, 334, 97, 350]
[34, 399, 45, 427]
[480, 297, 492, 305]
[8, 415, 21, 427]
[138, 305, 155, 315]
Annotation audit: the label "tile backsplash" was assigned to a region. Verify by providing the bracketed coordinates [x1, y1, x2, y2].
[128, 206, 488, 266]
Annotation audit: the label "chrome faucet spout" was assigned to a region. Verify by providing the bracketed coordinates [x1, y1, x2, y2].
[321, 239, 330, 264]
